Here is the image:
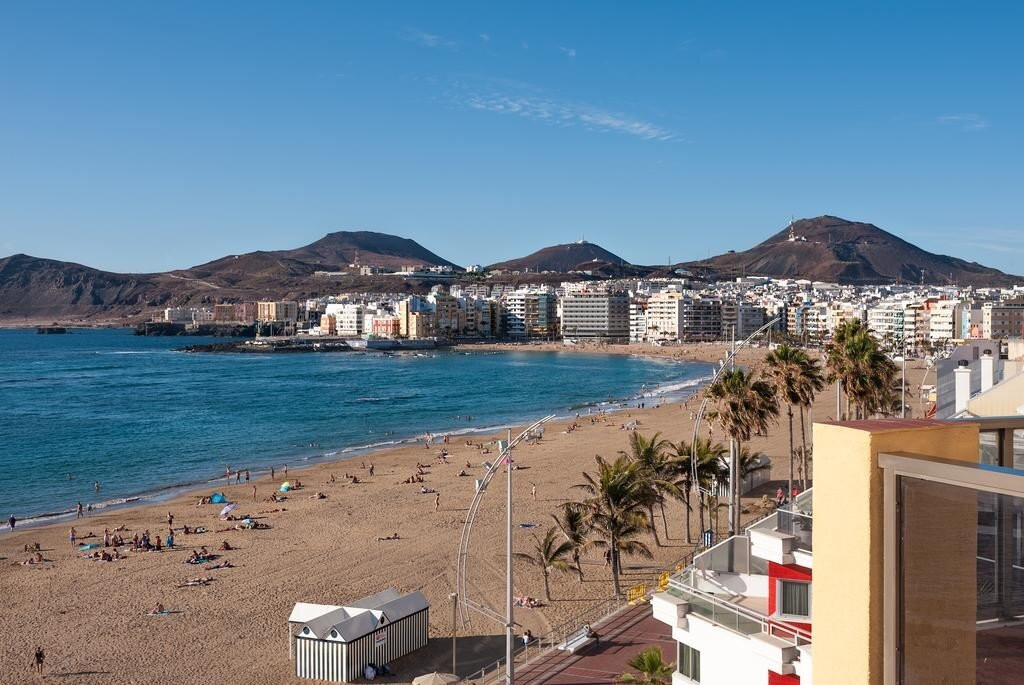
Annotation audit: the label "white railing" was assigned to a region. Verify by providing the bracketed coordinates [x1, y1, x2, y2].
[668, 571, 812, 648]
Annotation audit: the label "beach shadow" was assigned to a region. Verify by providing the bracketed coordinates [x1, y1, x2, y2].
[51, 671, 112, 678]
[387, 635, 506, 680]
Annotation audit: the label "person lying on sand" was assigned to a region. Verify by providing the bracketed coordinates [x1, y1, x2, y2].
[149, 603, 166, 615]
[310, 492, 326, 500]
[376, 532, 401, 541]
[205, 560, 234, 570]
[22, 552, 48, 565]
[419, 485, 436, 494]
[219, 540, 233, 551]
[178, 577, 213, 587]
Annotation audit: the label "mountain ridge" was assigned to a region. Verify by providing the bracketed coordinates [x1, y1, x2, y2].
[684, 215, 1022, 286]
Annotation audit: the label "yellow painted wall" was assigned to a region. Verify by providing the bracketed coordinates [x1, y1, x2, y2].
[812, 420, 979, 685]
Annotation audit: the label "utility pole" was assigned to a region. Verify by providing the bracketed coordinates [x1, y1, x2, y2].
[450, 592, 458, 676]
[505, 428, 515, 685]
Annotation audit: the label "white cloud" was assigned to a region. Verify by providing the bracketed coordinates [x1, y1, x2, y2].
[479, 33, 491, 42]
[559, 46, 577, 58]
[937, 114, 990, 131]
[454, 83, 676, 141]
[402, 27, 457, 49]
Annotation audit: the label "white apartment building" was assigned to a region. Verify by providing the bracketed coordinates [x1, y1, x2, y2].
[560, 291, 630, 342]
[928, 300, 959, 344]
[646, 291, 685, 340]
[652, 489, 814, 685]
[630, 299, 649, 343]
[867, 301, 915, 351]
[324, 303, 364, 336]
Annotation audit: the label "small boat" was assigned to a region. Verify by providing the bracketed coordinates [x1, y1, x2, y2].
[36, 325, 67, 334]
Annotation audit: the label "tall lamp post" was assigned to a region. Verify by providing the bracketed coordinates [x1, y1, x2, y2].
[894, 355, 907, 418]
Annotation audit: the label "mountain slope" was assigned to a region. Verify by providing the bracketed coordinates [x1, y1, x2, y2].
[178, 230, 459, 285]
[488, 241, 627, 273]
[0, 230, 460, 322]
[686, 216, 1022, 286]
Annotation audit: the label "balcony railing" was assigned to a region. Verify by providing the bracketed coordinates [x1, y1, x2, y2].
[667, 570, 811, 647]
[748, 488, 814, 553]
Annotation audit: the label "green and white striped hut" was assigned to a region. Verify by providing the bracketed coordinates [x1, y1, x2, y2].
[288, 589, 429, 683]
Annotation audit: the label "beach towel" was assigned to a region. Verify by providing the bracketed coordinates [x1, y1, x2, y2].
[79, 543, 100, 550]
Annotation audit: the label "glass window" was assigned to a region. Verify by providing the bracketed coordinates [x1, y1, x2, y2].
[899, 476, 1024, 683]
[677, 642, 700, 682]
[779, 580, 811, 618]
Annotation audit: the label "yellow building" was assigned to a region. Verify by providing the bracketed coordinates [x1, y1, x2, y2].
[813, 417, 1024, 685]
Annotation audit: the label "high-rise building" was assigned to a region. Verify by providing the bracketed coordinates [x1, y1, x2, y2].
[257, 301, 299, 323]
[560, 291, 630, 342]
[982, 298, 1024, 338]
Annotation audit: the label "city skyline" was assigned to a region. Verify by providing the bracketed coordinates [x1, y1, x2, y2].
[1, 2, 1022, 273]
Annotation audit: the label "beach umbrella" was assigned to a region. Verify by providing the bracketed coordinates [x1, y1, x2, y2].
[412, 673, 459, 685]
[219, 503, 237, 517]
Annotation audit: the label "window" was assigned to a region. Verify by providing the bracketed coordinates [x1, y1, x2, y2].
[779, 580, 811, 618]
[677, 642, 700, 682]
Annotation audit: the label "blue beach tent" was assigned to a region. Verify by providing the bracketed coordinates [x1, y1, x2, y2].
[210, 492, 228, 504]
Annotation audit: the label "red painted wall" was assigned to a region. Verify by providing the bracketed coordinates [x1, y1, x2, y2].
[768, 671, 801, 685]
[767, 561, 812, 633]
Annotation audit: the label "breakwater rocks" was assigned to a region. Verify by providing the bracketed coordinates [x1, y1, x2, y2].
[135, 322, 257, 337]
[177, 338, 353, 354]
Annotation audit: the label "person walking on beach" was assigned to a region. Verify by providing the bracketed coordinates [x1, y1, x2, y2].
[283, 464, 288, 478]
[530, 482, 537, 501]
[270, 466, 275, 480]
[33, 646, 44, 676]
[7, 514, 15, 531]
[69, 527, 77, 546]
[434, 492, 441, 511]
[235, 470, 241, 483]
[244, 469, 250, 482]
[76, 502, 84, 519]
[252, 486, 257, 502]
[368, 464, 375, 477]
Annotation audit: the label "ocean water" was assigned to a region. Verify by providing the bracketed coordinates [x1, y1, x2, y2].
[0, 329, 713, 520]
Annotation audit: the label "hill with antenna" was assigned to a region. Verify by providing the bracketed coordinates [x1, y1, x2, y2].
[684, 215, 1022, 286]
[487, 240, 630, 273]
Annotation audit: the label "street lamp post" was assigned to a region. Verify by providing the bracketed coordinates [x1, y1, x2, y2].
[894, 355, 907, 418]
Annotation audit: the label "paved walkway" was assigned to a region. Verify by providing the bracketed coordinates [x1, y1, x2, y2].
[513, 603, 674, 685]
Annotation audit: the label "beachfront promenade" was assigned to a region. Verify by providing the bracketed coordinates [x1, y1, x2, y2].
[513, 604, 673, 685]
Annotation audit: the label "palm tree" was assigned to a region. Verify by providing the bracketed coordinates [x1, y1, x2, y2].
[842, 329, 898, 418]
[764, 345, 823, 500]
[572, 455, 654, 596]
[705, 369, 779, 534]
[737, 445, 771, 481]
[826, 319, 870, 419]
[672, 438, 726, 543]
[621, 432, 677, 546]
[552, 507, 590, 581]
[513, 526, 577, 601]
[618, 647, 675, 685]
[796, 356, 825, 489]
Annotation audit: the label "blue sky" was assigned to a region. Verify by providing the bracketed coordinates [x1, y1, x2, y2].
[1, 2, 1021, 273]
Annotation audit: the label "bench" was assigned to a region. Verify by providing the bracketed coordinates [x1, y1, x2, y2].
[557, 627, 596, 653]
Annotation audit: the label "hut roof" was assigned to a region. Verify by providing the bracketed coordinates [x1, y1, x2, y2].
[290, 589, 429, 642]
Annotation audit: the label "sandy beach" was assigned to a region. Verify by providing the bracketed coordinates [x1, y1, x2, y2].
[0, 343, 931, 684]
